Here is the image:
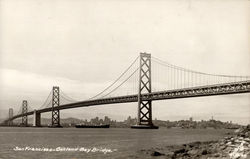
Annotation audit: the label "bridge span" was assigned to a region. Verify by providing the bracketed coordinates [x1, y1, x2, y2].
[3, 53, 250, 128]
[7, 80, 250, 126]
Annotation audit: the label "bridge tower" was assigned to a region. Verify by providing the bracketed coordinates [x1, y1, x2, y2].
[131, 53, 158, 129]
[21, 100, 28, 126]
[51, 86, 61, 127]
[8, 108, 13, 126]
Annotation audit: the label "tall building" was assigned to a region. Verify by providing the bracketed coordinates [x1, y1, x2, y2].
[8, 108, 13, 125]
[9, 108, 13, 119]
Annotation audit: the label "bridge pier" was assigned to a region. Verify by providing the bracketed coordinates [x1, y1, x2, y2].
[21, 100, 28, 127]
[8, 108, 13, 126]
[33, 110, 41, 127]
[131, 53, 158, 129]
[51, 86, 61, 127]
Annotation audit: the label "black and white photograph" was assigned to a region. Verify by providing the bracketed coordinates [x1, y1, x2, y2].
[0, 0, 249, 158]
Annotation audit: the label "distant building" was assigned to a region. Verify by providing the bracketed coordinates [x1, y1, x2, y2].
[9, 108, 13, 119]
[104, 116, 111, 124]
[8, 108, 14, 125]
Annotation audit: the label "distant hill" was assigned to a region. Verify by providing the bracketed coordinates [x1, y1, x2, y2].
[6, 117, 82, 126]
[40, 117, 83, 126]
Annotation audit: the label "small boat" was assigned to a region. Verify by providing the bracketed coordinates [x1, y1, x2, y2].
[75, 124, 110, 128]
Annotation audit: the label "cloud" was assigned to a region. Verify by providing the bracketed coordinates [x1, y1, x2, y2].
[0, 68, 122, 110]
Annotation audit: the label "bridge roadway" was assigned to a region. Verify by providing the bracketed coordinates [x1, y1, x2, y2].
[8, 80, 250, 121]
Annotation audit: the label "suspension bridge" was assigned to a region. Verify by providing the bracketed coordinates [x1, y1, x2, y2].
[3, 53, 250, 128]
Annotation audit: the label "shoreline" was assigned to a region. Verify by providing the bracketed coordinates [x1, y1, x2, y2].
[129, 126, 250, 159]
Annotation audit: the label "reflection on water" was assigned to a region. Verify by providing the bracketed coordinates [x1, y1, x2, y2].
[0, 127, 231, 159]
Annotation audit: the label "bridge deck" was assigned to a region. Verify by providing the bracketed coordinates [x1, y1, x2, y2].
[7, 80, 250, 121]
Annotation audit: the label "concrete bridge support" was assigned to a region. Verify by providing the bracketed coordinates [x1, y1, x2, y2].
[8, 108, 13, 126]
[131, 53, 158, 129]
[33, 110, 41, 127]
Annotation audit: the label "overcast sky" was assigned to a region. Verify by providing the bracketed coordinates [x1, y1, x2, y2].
[0, 0, 249, 125]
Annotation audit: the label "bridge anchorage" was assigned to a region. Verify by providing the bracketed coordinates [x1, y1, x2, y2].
[131, 53, 158, 129]
[8, 108, 14, 126]
[33, 110, 41, 127]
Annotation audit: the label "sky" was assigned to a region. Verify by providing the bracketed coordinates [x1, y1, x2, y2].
[0, 0, 249, 125]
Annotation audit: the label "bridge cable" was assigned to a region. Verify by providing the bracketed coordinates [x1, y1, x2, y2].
[152, 56, 250, 79]
[100, 67, 139, 98]
[38, 90, 52, 109]
[60, 90, 79, 102]
[89, 56, 139, 99]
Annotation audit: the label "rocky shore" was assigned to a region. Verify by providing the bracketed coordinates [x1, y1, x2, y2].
[129, 125, 250, 159]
